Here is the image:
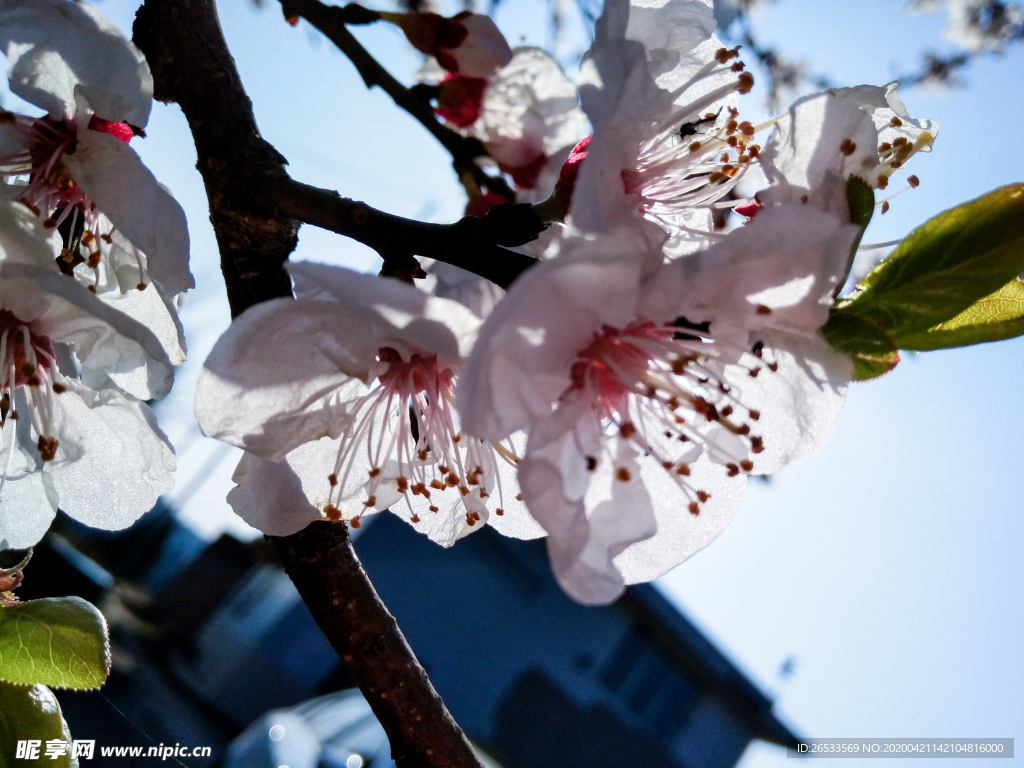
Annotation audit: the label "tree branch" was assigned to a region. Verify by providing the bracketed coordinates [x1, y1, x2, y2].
[278, 0, 516, 201]
[133, 1, 486, 765]
[252, 173, 536, 289]
[274, 522, 483, 768]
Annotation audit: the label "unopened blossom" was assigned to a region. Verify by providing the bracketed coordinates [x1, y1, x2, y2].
[459, 205, 857, 604]
[382, 10, 512, 78]
[431, 47, 589, 198]
[566, 0, 758, 254]
[758, 82, 939, 209]
[0, 0, 193, 296]
[195, 263, 543, 546]
[0, 208, 175, 549]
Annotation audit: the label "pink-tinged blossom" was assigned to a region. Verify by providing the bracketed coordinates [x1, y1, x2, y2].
[0, 206, 175, 549]
[0, 0, 193, 296]
[431, 47, 589, 198]
[569, 0, 757, 254]
[459, 205, 856, 604]
[383, 11, 512, 78]
[195, 263, 543, 546]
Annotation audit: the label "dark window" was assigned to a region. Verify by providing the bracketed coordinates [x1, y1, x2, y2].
[600, 628, 700, 741]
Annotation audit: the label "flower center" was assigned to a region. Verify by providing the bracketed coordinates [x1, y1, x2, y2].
[0, 310, 64, 464]
[323, 347, 518, 529]
[568, 320, 767, 514]
[0, 112, 148, 293]
[610, 48, 765, 240]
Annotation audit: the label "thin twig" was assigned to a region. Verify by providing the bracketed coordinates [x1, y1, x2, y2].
[278, 0, 516, 201]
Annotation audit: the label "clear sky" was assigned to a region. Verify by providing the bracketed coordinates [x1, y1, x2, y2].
[23, 0, 1023, 764]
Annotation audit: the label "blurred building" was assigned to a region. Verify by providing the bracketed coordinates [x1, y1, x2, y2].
[14, 504, 799, 767]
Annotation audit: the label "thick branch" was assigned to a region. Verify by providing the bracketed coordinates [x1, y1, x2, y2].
[274, 523, 482, 768]
[133, 2, 485, 766]
[279, 0, 515, 200]
[134, 0, 296, 318]
[253, 173, 536, 289]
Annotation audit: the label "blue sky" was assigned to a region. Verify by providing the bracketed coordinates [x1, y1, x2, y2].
[36, 0, 1024, 764]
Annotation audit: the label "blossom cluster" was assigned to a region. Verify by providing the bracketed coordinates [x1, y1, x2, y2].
[0, 0, 941, 606]
[194, 0, 938, 604]
[0, 0, 189, 550]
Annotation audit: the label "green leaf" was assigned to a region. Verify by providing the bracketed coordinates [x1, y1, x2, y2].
[0, 682, 76, 768]
[896, 278, 1024, 350]
[821, 312, 900, 380]
[0, 598, 109, 690]
[839, 177, 876, 287]
[846, 176, 875, 228]
[837, 184, 1024, 335]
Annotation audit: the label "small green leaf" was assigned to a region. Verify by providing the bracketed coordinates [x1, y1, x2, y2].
[839, 177, 876, 287]
[821, 312, 900, 380]
[846, 176, 875, 228]
[896, 278, 1024, 350]
[0, 682, 75, 768]
[837, 184, 1024, 335]
[0, 598, 110, 690]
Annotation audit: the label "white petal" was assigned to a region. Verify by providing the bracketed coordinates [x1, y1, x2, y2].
[0, 188, 63, 268]
[422, 260, 506, 320]
[288, 262, 480, 360]
[645, 203, 861, 341]
[194, 298, 375, 461]
[522, 409, 658, 605]
[615, 453, 745, 585]
[467, 47, 588, 173]
[49, 382, 174, 530]
[95, 280, 186, 367]
[64, 130, 193, 294]
[725, 330, 851, 475]
[450, 14, 512, 79]
[760, 89, 879, 200]
[0, 0, 153, 125]
[0, 410, 57, 549]
[227, 450, 326, 537]
[761, 84, 937, 201]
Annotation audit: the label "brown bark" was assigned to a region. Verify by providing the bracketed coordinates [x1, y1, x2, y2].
[275, 523, 483, 768]
[133, 1, 493, 765]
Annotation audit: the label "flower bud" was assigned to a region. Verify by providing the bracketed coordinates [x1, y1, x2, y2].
[383, 11, 512, 78]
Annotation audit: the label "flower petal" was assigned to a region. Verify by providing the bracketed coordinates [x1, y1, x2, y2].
[0, 267, 174, 400]
[644, 203, 861, 341]
[725, 330, 851, 475]
[0, 0, 153, 125]
[49, 381, 174, 530]
[521, 400, 658, 604]
[228, 449, 328, 537]
[194, 298, 375, 461]
[64, 129, 192, 294]
[0, 405, 57, 549]
[615, 453, 745, 585]
[288, 262, 480, 361]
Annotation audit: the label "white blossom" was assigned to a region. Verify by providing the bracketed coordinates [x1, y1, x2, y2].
[459, 205, 856, 604]
[759, 82, 939, 209]
[0, 204, 175, 549]
[0, 0, 193, 296]
[437, 48, 589, 198]
[195, 263, 543, 546]
[567, 0, 757, 254]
